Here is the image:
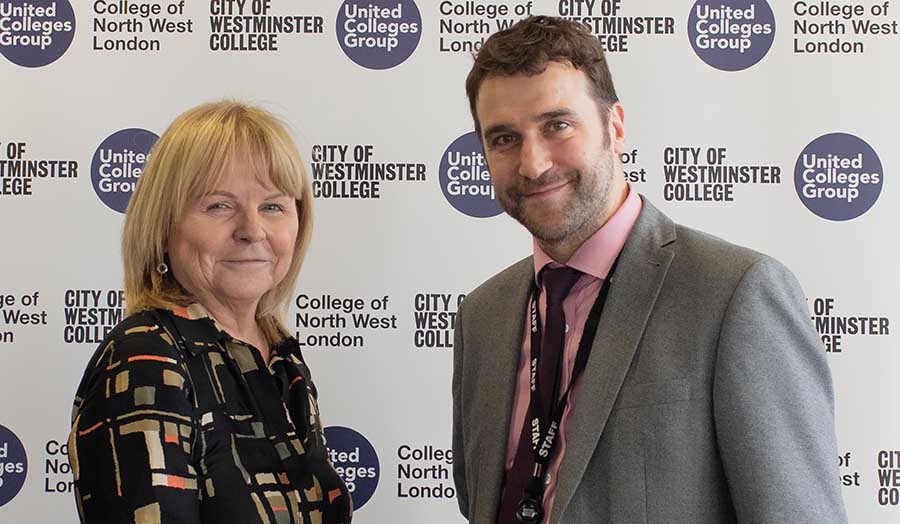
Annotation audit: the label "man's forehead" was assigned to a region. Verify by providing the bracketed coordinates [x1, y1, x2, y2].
[479, 60, 584, 90]
[476, 63, 594, 123]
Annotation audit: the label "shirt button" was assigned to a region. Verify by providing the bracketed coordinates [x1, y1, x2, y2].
[544, 474, 552, 485]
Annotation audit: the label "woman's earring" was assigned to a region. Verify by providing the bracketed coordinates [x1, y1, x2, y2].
[156, 262, 169, 275]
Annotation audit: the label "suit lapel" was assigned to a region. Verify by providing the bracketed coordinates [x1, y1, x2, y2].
[550, 199, 677, 523]
[472, 258, 535, 524]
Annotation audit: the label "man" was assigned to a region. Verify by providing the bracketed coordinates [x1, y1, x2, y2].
[451, 16, 847, 524]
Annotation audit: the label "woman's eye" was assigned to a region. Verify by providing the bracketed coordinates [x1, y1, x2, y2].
[206, 202, 230, 211]
[262, 203, 285, 212]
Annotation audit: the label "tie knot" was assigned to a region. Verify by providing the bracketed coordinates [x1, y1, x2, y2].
[541, 266, 582, 304]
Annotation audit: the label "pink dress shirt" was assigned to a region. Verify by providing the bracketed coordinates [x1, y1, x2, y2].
[503, 186, 642, 522]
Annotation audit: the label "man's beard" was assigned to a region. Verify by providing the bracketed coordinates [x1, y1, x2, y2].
[498, 155, 614, 245]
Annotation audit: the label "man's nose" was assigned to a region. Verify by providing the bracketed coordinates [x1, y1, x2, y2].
[517, 137, 552, 179]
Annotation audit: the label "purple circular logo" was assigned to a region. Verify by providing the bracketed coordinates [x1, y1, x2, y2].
[336, 0, 421, 70]
[0, 424, 27, 507]
[439, 132, 503, 218]
[324, 426, 379, 510]
[688, 0, 775, 71]
[91, 128, 158, 214]
[795, 133, 883, 221]
[0, 0, 75, 68]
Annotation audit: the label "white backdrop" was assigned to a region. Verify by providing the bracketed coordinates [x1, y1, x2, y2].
[0, 0, 897, 522]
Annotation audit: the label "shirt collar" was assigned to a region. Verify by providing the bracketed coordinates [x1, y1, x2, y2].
[172, 303, 217, 323]
[169, 303, 294, 359]
[168, 303, 225, 353]
[533, 183, 642, 281]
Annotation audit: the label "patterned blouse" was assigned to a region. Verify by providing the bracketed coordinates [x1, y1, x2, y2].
[68, 305, 351, 524]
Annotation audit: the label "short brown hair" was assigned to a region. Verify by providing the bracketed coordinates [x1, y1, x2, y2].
[122, 101, 313, 343]
[465, 15, 619, 138]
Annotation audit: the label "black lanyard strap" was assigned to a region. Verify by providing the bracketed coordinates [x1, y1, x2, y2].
[524, 258, 619, 500]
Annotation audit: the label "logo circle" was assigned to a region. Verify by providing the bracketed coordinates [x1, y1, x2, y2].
[794, 132, 883, 221]
[687, 0, 776, 71]
[439, 132, 503, 218]
[91, 128, 159, 214]
[0, 424, 28, 507]
[324, 426, 379, 510]
[336, 0, 422, 70]
[0, 0, 76, 68]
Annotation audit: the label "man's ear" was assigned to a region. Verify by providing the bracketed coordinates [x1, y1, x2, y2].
[608, 102, 626, 155]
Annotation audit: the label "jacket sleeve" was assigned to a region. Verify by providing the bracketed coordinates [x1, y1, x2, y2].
[452, 298, 470, 519]
[713, 257, 848, 523]
[69, 327, 202, 524]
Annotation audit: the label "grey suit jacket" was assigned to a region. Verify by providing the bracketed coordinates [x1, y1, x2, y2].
[452, 198, 848, 524]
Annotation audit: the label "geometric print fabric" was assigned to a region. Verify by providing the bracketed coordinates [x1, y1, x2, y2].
[69, 305, 351, 523]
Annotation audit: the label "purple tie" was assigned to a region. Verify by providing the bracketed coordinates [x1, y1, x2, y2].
[496, 267, 582, 523]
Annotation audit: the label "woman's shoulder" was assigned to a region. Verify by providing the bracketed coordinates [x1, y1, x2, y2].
[104, 309, 181, 352]
[81, 309, 189, 376]
[71, 309, 194, 423]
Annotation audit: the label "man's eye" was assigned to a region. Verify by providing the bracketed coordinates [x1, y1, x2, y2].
[548, 121, 569, 132]
[492, 135, 517, 147]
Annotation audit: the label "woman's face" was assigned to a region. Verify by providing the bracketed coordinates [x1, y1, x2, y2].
[167, 159, 299, 312]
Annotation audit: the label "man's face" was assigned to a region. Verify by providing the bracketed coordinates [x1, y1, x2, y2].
[476, 61, 626, 247]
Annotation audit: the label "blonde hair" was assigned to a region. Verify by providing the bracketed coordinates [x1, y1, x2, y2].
[122, 101, 313, 343]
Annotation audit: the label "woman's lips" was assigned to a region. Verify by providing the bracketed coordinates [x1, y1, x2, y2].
[221, 259, 271, 265]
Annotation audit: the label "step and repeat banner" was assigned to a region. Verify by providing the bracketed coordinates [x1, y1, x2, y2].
[1, 0, 897, 522]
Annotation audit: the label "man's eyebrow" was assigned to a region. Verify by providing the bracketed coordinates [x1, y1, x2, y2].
[482, 123, 515, 140]
[537, 108, 576, 121]
[482, 108, 578, 139]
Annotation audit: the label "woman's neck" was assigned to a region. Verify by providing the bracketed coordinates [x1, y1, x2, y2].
[198, 298, 270, 362]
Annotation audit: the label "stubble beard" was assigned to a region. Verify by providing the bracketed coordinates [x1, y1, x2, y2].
[499, 152, 615, 247]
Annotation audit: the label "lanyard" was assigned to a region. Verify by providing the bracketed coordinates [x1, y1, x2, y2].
[518, 260, 618, 520]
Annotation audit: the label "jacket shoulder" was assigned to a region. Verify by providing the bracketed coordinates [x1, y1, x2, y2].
[461, 256, 533, 312]
[638, 196, 767, 273]
[673, 224, 765, 267]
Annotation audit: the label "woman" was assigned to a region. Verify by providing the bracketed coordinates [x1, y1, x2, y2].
[68, 101, 351, 524]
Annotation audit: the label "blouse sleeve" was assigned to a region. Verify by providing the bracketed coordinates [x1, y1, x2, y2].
[69, 324, 202, 524]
